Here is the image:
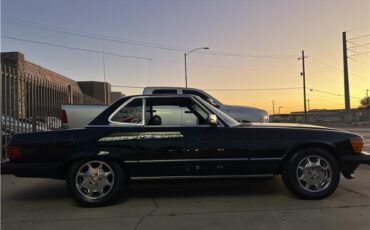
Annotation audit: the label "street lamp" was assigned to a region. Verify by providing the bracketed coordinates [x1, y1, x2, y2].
[279, 106, 283, 114]
[184, 47, 210, 88]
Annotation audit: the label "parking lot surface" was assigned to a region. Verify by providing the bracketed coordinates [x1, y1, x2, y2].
[1, 126, 370, 230]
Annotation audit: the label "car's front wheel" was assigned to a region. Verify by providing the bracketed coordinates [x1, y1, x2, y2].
[282, 148, 340, 199]
[67, 159, 125, 207]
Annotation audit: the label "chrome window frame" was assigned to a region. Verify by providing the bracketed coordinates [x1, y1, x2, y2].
[107, 95, 226, 128]
[108, 96, 145, 126]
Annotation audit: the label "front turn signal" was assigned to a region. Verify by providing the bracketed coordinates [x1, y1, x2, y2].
[350, 139, 364, 154]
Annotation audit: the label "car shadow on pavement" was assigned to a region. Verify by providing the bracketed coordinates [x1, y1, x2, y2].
[125, 176, 292, 198]
[4, 176, 294, 205]
[3, 180, 70, 202]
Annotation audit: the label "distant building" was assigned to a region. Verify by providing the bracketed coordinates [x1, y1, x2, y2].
[111, 91, 125, 103]
[270, 108, 369, 123]
[77, 81, 112, 104]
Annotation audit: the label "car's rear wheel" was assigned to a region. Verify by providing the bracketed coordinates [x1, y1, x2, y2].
[67, 159, 125, 207]
[282, 148, 340, 199]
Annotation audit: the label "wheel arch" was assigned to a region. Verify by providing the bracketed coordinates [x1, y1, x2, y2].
[278, 142, 339, 174]
[58, 154, 131, 181]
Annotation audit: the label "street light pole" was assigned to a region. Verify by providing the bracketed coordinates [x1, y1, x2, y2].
[279, 106, 283, 114]
[184, 53, 188, 88]
[184, 47, 209, 88]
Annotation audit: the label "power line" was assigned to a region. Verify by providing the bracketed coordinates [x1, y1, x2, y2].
[309, 58, 369, 80]
[348, 43, 370, 49]
[188, 62, 297, 74]
[309, 88, 362, 99]
[203, 87, 302, 91]
[111, 85, 145, 89]
[348, 51, 370, 57]
[2, 17, 187, 52]
[345, 25, 370, 33]
[347, 57, 370, 66]
[111, 85, 303, 91]
[348, 34, 370, 40]
[2, 36, 152, 61]
[2, 16, 297, 59]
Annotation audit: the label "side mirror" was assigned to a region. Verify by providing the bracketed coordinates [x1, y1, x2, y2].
[208, 114, 218, 127]
[207, 98, 220, 108]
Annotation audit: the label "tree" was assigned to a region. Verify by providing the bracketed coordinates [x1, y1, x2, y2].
[359, 96, 370, 109]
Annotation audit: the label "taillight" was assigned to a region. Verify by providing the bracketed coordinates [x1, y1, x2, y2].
[60, 109, 68, 124]
[350, 139, 364, 154]
[7, 146, 22, 160]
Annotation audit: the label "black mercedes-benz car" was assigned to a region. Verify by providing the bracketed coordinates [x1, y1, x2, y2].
[2, 95, 370, 206]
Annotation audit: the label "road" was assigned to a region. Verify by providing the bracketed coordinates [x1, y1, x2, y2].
[2, 126, 370, 230]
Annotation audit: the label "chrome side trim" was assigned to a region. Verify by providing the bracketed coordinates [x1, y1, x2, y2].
[125, 160, 138, 163]
[97, 151, 110, 155]
[131, 174, 274, 180]
[133, 158, 250, 163]
[250, 157, 282, 161]
[124, 158, 282, 163]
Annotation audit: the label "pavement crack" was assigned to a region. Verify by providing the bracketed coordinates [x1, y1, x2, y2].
[339, 185, 370, 198]
[150, 204, 370, 218]
[133, 197, 159, 230]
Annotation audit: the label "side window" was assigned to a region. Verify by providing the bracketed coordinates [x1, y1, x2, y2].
[152, 89, 178, 94]
[145, 98, 209, 126]
[110, 98, 143, 124]
[182, 90, 209, 101]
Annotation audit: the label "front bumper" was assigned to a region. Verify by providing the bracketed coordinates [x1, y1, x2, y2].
[340, 151, 370, 165]
[340, 151, 370, 179]
[1, 161, 63, 179]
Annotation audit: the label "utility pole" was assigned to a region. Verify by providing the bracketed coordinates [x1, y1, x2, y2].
[279, 106, 283, 114]
[367, 89, 370, 121]
[307, 99, 310, 111]
[298, 50, 308, 123]
[343, 32, 351, 122]
[272, 100, 275, 115]
[102, 39, 107, 104]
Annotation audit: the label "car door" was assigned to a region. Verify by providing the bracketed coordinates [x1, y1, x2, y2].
[185, 126, 250, 176]
[133, 96, 250, 178]
[132, 97, 197, 177]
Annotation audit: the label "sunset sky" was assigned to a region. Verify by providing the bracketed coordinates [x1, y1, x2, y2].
[1, 0, 369, 114]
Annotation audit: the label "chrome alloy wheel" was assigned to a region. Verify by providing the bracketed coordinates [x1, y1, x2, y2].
[75, 161, 115, 200]
[296, 155, 332, 192]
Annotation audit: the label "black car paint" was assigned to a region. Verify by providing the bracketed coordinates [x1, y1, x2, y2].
[2, 95, 368, 180]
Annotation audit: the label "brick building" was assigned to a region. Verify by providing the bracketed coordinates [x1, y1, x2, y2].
[1, 52, 83, 119]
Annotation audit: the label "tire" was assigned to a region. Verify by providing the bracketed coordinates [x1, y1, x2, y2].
[67, 159, 125, 207]
[282, 148, 340, 199]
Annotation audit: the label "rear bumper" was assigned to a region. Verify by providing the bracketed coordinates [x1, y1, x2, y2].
[1, 161, 63, 179]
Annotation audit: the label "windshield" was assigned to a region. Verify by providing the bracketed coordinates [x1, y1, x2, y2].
[195, 97, 240, 127]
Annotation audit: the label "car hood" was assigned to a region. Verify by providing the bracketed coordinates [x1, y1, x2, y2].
[248, 122, 339, 131]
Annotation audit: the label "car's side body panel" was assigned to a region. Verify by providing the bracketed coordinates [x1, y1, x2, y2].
[2, 95, 368, 181]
